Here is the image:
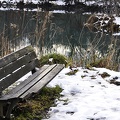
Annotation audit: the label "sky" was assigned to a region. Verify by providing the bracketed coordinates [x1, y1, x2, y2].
[42, 67, 120, 120]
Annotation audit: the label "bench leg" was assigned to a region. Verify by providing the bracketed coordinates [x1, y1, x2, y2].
[0, 103, 3, 117]
[32, 68, 37, 74]
[0, 99, 19, 119]
[5, 99, 19, 119]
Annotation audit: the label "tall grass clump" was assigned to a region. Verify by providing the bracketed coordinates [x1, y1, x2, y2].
[85, 38, 119, 71]
[76, 22, 119, 71]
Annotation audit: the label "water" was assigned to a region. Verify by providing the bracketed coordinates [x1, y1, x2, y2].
[0, 9, 119, 65]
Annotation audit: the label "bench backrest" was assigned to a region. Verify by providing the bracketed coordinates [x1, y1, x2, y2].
[0, 45, 38, 92]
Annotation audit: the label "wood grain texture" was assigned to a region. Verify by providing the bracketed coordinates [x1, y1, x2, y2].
[0, 45, 33, 68]
[0, 51, 36, 80]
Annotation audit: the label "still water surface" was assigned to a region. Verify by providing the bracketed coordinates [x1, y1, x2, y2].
[0, 9, 118, 60]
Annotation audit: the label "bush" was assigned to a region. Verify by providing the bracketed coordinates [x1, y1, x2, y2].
[88, 57, 118, 71]
[89, 58, 108, 68]
[39, 53, 67, 66]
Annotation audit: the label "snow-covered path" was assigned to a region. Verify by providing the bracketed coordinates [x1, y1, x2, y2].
[45, 67, 120, 120]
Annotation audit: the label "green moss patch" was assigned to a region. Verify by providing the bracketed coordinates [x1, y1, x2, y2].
[39, 53, 67, 66]
[12, 85, 63, 120]
[66, 69, 78, 75]
[99, 72, 110, 78]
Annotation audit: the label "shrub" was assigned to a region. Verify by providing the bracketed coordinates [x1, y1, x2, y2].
[88, 57, 118, 71]
[100, 72, 110, 78]
[89, 58, 108, 68]
[39, 53, 67, 66]
[66, 69, 78, 75]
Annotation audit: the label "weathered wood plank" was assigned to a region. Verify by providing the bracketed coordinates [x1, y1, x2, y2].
[0, 103, 3, 117]
[0, 51, 36, 80]
[0, 64, 57, 100]
[0, 59, 38, 92]
[20, 64, 64, 99]
[0, 45, 33, 68]
[5, 65, 50, 95]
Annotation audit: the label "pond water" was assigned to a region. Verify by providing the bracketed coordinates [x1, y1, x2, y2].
[0, 9, 119, 65]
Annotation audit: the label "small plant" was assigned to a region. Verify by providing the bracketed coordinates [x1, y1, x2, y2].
[39, 53, 67, 66]
[89, 58, 108, 68]
[90, 75, 96, 79]
[100, 72, 110, 78]
[110, 79, 120, 86]
[81, 75, 87, 78]
[88, 58, 112, 68]
[66, 69, 78, 75]
[87, 57, 118, 71]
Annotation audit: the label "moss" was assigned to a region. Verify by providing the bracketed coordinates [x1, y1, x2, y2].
[100, 72, 110, 78]
[66, 69, 78, 75]
[81, 75, 87, 78]
[39, 53, 67, 67]
[12, 85, 63, 120]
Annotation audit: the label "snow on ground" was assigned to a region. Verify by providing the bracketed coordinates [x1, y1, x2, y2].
[113, 17, 120, 35]
[115, 17, 120, 25]
[49, 1, 65, 6]
[44, 67, 120, 120]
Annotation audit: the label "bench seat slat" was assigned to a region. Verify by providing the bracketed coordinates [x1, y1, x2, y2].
[20, 64, 64, 99]
[0, 46, 33, 68]
[0, 64, 57, 100]
[0, 51, 36, 80]
[0, 59, 38, 92]
[5, 65, 50, 95]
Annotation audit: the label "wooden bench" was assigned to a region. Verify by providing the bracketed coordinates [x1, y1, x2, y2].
[0, 45, 64, 119]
